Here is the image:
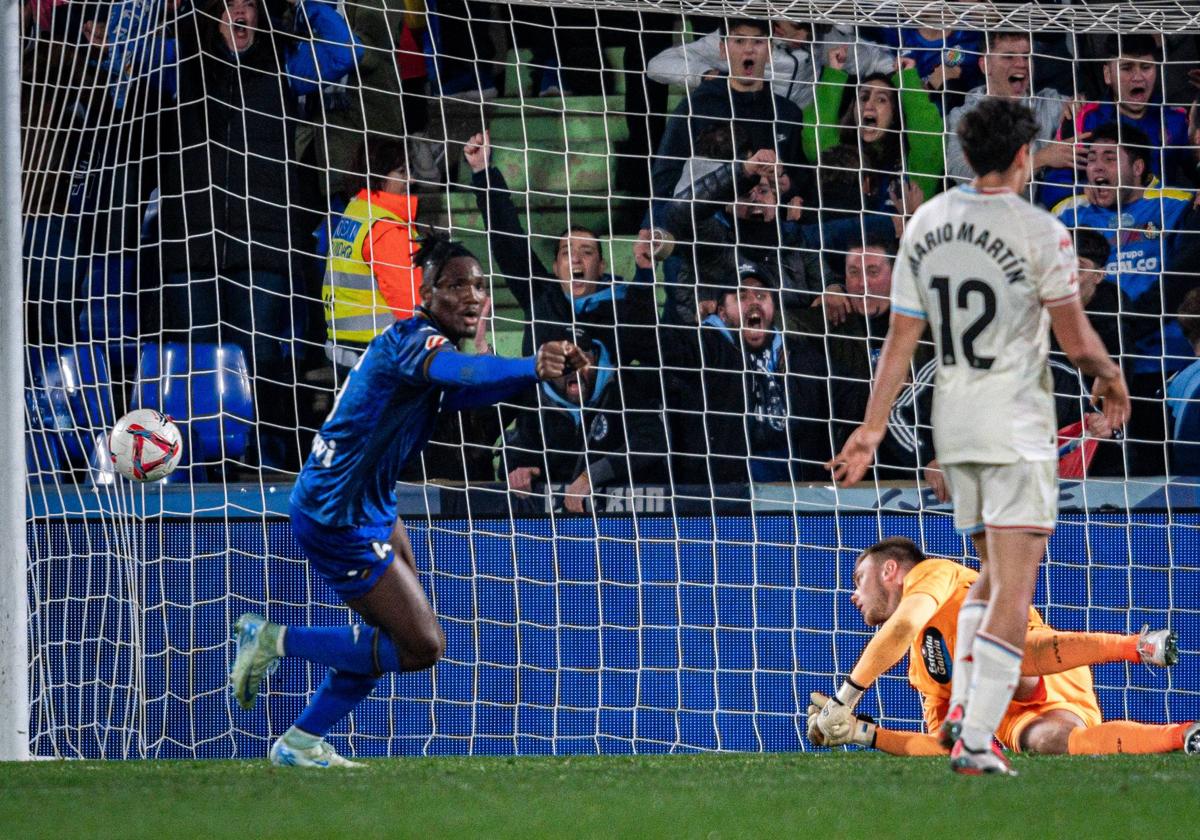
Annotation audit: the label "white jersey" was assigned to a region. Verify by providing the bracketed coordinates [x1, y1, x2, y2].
[890, 185, 1079, 465]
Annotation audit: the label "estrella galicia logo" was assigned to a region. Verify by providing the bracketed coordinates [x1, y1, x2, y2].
[920, 627, 952, 685]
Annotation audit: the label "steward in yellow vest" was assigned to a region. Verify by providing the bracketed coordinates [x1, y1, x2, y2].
[323, 187, 421, 365]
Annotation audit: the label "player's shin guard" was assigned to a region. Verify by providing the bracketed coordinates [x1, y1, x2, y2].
[293, 669, 380, 739]
[948, 601, 987, 712]
[1067, 721, 1191, 755]
[960, 632, 1022, 753]
[284, 625, 403, 674]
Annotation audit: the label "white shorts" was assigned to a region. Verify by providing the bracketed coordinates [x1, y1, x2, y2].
[942, 460, 1058, 535]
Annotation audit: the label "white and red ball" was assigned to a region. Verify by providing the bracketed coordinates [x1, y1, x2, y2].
[109, 409, 184, 482]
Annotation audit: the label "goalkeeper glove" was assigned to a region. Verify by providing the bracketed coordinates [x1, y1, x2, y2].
[808, 690, 876, 748]
[816, 679, 866, 742]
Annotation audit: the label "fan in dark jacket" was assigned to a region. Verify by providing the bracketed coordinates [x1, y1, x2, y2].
[649, 18, 807, 203]
[658, 259, 830, 489]
[156, 0, 361, 469]
[792, 234, 939, 489]
[502, 329, 669, 512]
[464, 131, 658, 368]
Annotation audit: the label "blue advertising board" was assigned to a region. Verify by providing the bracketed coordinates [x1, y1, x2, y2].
[27, 505, 1200, 759]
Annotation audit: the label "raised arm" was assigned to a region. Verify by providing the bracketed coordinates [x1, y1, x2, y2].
[646, 30, 725, 90]
[896, 65, 945, 199]
[802, 62, 849, 163]
[465, 131, 548, 314]
[433, 342, 589, 412]
[285, 0, 365, 97]
[660, 151, 777, 238]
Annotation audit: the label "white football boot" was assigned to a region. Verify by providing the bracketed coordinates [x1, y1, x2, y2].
[270, 727, 363, 768]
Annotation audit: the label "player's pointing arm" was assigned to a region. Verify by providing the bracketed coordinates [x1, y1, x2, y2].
[1047, 302, 1131, 430]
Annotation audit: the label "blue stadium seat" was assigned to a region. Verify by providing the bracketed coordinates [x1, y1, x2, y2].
[76, 255, 141, 384]
[136, 343, 255, 479]
[26, 345, 118, 472]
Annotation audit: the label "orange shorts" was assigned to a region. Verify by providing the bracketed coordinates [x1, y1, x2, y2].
[997, 699, 1102, 752]
[925, 683, 1102, 753]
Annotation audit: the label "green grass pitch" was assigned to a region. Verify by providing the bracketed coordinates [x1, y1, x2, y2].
[1, 752, 1194, 838]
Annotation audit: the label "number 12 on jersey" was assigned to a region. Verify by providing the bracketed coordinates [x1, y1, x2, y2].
[930, 275, 997, 370]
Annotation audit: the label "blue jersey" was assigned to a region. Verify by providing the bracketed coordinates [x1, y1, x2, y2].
[871, 27, 981, 93]
[1054, 188, 1191, 301]
[291, 314, 537, 527]
[1039, 102, 1191, 209]
[1054, 188, 1194, 375]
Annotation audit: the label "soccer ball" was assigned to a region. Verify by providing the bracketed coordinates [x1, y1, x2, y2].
[109, 409, 184, 482]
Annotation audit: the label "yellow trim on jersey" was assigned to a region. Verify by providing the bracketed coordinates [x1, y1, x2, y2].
[1144, 187, 1194, 203]
[1050, 193, 1087, 217]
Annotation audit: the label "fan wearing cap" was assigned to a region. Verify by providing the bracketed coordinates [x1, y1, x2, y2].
[503, 329, 668, 512]
[658, 257, 829, 488]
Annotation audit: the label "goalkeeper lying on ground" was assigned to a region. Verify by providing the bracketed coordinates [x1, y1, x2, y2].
[809, 537, 1199, 756]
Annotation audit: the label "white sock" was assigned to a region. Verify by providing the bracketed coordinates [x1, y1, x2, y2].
[960, 632, 1022, 752]
[948, 600, 987, 712]
[283, 726, 321, 748]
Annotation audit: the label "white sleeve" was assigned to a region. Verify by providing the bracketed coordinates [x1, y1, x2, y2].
[890, 230, 928, 319]
[1034, 215, 1080, 307]
[647, 30, 726, 89]
[767, 47, 813, 107]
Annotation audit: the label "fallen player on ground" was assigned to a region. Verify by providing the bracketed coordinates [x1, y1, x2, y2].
[809, 537, 1198, 756]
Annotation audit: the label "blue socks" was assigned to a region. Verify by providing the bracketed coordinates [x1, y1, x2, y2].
[284, 625, 404, 740]
[284, 625, 403, 675]
[293, 669, 379, 739]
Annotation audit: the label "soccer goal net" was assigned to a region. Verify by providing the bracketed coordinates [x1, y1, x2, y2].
[16, 0, 1200, 759]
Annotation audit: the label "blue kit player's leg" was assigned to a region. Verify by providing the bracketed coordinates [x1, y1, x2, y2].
[230, 509, 445, 767]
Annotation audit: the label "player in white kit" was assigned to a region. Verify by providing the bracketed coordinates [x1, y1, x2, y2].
[822, 98, 1130, 776]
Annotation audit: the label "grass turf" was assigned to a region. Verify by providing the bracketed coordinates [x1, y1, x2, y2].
[1, 752, 1193, 839]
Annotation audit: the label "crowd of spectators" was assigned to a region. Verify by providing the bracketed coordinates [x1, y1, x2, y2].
[19, 2, 1200, 503]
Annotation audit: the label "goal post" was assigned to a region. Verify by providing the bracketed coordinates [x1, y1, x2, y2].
[2, 0, 30, 763]
[15, 0, 1200, 759]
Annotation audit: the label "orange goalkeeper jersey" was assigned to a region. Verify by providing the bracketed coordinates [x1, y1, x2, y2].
[902, 558, 1100, 737]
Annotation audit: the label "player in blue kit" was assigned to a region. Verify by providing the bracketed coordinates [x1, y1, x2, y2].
[228, 237, 588, 767]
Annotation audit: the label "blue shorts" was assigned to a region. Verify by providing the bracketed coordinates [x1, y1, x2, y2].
[289, 503, 397, 601]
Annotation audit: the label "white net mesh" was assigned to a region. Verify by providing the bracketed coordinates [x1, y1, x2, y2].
[20, 0, 1200, 758]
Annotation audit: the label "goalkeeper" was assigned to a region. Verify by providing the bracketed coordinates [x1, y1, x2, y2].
[810, 537, 1198, 756]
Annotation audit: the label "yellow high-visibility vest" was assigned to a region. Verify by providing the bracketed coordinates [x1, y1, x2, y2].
[322, 193, 419, 346]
